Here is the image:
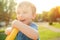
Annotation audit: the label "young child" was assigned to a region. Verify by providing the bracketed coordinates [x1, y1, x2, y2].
[5, 1, 39, 40]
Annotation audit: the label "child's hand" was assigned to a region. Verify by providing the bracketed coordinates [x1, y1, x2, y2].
[5, 27, 12, 35]
[12, 20, 23, 29]
[11, 20, 27, 30]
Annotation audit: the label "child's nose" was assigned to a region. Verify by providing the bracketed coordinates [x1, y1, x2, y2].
[19, 14, 25, 18]
[19, 14, 23, 17]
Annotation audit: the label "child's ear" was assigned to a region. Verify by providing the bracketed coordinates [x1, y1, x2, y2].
[32, 13, 36, 20]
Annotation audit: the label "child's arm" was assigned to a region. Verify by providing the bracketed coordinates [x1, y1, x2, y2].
[12, 20, 38, 40]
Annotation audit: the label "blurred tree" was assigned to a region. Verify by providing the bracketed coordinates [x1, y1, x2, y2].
[56, 6, 60, 18]
[0, 0, 16, 26]
[33, 14, 41, 22]
[11, 12, 16, 20]
[48, 6, 60, 25]
[41, 11, 49, 22]
[56, 6, 60, 23]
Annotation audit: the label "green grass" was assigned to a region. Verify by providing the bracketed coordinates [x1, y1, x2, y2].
[0, 29, 6, 40]
[38, 25, 60, 40]
[0, 28, 6, 40]
[0, 33, 6, 40]
[52, 23, 60, 28]
[0, 23, 60, 40]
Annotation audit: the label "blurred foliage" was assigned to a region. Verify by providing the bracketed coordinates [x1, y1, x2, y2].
[0, 0, 60, 26]
[0, 0, 16, 26]
[33, 6, 60, 23]
[0, 28, 6, 40]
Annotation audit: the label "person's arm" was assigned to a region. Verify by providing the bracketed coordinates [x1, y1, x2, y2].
[12, 20, 38, 40]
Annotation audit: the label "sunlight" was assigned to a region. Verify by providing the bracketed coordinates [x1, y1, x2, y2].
[15, 0, 60, 14]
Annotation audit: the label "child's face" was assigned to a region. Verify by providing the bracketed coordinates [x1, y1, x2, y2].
[16, 6, 36, 25]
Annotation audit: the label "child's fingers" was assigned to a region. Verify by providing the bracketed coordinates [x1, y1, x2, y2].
[11, 20, 21, 28]
[5, 27, 12, 35]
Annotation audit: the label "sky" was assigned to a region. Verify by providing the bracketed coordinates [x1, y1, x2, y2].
[15, 0, 60, 14]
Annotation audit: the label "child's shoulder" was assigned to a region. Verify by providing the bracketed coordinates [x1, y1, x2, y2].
[30, 22, 38, 30]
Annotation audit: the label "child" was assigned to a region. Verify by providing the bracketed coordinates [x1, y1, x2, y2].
[5, 1, 39, 40]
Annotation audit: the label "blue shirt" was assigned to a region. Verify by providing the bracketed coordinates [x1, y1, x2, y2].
[16, 22, 40, 40]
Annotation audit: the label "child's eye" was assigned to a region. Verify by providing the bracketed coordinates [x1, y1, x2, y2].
[17, 13, 19, 14]
[24, 12, 27, 14]
[24, 11, 28, 14]
[17, 12, 20, 14]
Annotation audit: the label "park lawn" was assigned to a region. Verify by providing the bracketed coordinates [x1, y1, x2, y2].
[0, 29, 6, 40]
[0, 23, 60, 40]
[0, 33, 6, 40]
[38, 25, 60, 40]
[52, 23, 60, 28]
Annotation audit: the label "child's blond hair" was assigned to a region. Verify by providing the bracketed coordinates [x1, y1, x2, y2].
[17, 1, 36, 14]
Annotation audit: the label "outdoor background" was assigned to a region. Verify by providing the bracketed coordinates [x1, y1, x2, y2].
[0, 0, 60, 40]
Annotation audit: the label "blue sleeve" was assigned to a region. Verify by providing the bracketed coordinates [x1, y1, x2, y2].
[30, 23, 40, 40]
[30, 22, 38, 30]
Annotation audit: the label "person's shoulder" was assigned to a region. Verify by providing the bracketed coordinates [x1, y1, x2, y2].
[30, 22, 38, 30]
[32, 22, 37, 26]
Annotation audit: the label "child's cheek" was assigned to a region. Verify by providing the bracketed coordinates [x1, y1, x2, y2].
[16, 16, 20, 20]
